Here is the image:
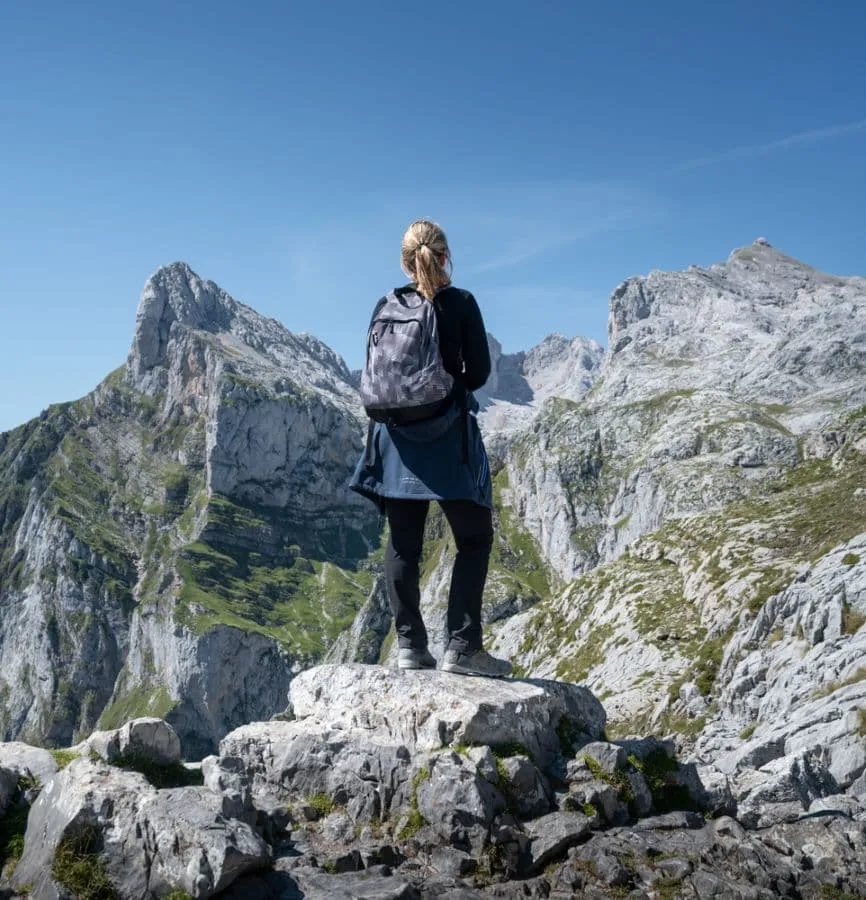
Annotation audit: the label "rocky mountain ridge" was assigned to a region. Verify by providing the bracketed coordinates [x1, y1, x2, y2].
[1, 240, 864, 780]
[1, 238, 866, 895]
[0, 262, 381, 757]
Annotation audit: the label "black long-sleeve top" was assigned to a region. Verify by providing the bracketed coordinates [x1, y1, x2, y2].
[427, 285, 491, 392]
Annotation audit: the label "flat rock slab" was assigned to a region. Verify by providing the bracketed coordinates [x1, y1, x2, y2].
[524, 811, 593, 872]
[288, 664, 605, 767]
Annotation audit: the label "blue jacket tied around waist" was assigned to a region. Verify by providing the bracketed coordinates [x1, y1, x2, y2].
[348, 390, 493, 512]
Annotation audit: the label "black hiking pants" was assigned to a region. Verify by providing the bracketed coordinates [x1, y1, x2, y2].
[384, 498, 494, 654]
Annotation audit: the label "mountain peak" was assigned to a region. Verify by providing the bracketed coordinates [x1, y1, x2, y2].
[753, 236, 772, 247]
[129, 262, 238, 381]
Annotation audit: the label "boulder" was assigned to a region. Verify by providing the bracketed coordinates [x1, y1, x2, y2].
[288, 665, 605, 766]
[12, 756, 269, 899]
[736, 750, 838, 829]
[497, 755, 551, 819]
[415, 753, 505, 851]
[77, 716, 182, 765]
[214, 663, 605, 847]
[0, 743, 59, 784]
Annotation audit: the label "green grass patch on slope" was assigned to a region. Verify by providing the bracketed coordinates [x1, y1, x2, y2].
[176, 536, 374, 658]
[489, 467, 553, 602]
[98, 681, 177, 731]
[51, 825, 117, 900]
[517, 417, 866, 719]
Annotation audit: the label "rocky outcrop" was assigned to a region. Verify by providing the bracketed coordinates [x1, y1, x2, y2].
[8, 718, 270, 899]
[0, 262, 380, 754]
[5, 667, 865, 899]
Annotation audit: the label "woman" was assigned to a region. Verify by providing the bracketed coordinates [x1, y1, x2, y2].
[350, 219, 512, 678]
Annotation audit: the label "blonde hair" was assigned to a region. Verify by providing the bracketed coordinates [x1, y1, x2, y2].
[401, 219, 452, 300]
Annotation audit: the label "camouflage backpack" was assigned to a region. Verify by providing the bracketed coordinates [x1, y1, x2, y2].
[359, 286, 454, 423]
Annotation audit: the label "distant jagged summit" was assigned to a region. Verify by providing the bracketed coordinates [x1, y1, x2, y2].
[603, 239, 865, 407]
[127, 261, 357, 402]
[130, 262, 239, 381]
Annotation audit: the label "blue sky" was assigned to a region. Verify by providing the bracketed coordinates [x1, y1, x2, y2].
[1, 0, 865, 432]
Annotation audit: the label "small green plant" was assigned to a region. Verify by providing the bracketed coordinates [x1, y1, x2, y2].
[0, 801, 30, 878]
[841, 552, 861, 566]
[857, 709, 866, 738]
[166, 890, 193, 900]
[813, 667, 866, 699]
[739, 722, 758, 740]
[306, 793, 335, 817]
[49, 749, 79, 770]
[397, 767, 429, 840]
[819, 883, 859, 900]
[51, 825, 117, 900]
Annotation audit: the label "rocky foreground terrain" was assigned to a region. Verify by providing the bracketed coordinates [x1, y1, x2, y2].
[2, 665, 865, 899]
[1, 238, 865, 895]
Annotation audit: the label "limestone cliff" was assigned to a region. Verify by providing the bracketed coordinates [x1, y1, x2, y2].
[0, 263, 379, 756]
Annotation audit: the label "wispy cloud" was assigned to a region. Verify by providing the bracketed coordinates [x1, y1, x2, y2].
[470, 208, 647, 274]
[671, 118, 866, 173]
[458, 182, 663, 274]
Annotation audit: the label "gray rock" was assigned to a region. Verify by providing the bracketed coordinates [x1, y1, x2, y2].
[807, 795, 865, 818]
[736, 750, 838, 829]
[430, 846, 477, 878]
[325, 577, 392, 666]
[222, 867, 421, 900]
[201, 753, 255, 823]
[679, 681, 709, 717]
[695, 764, 736, 818]
[577, 741, 626, 775]
[850, 770, 866, 798]
[289, 868, 421, 900]
[524, 811, 593, 872]
[219, 719, 415, 825]
[0, 743, 58, 784]
[465, 745, 498, 783]
[627, 770, 654, 817]
[632, 810, 705, 830]
[78, 716, 181, 765]
[416, 753, 505, 851]
[566, 778, 619, 822]
[13, 756, 269, 898]
[497, 755, 551, 818]
[288, 664, 605, 768]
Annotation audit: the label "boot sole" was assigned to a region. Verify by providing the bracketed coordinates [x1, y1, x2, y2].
[397, 660, 436, 670]
[441, 662, 511, 678]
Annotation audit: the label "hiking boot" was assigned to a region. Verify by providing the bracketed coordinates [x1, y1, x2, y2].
[397, 647, 437, 670]
[441, 648, 513, 678]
